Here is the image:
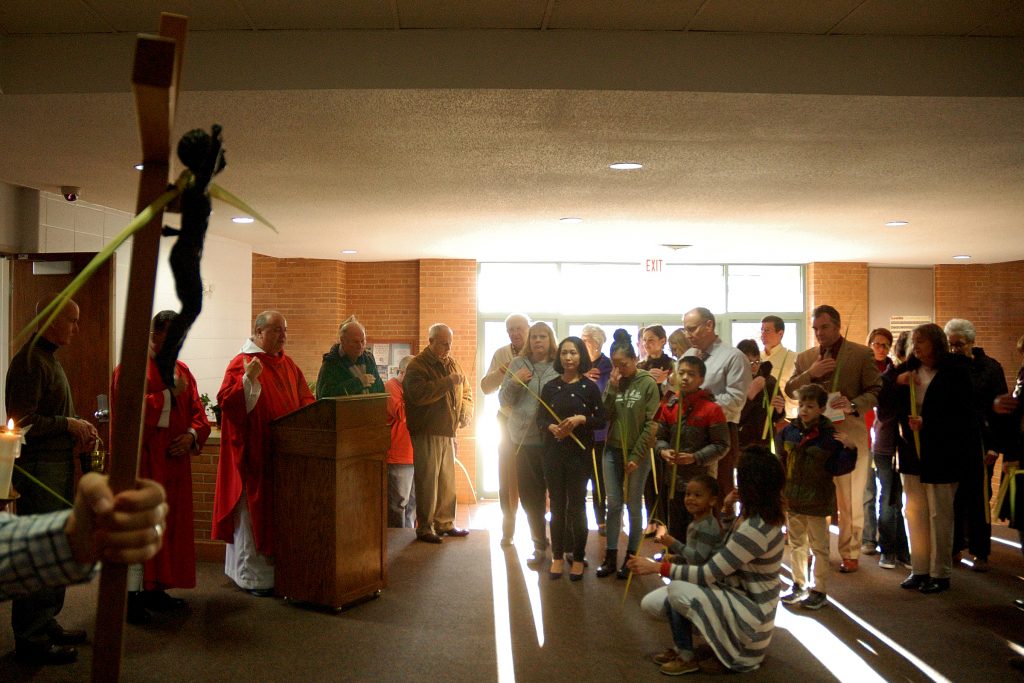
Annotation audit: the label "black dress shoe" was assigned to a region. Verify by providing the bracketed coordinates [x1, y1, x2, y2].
[47, 625, 87, 645]
[440, 527, 470, 537]
[900, 573, 927, 590]
[1014, 598, 1024, 612]
[919, 577, 950, 594]
[246, 588, 275, 598]
[144, 590, 187, 611]
[616, 551, 636, 580]
[127, 593, 153, 624]
[16, 643, 78, 665]
[564, 553, 589, 567]
[417, 532, 443, 544]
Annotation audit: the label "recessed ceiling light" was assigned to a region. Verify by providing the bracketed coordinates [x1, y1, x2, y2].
[609, 162, 643, 170]
[341, 249, 357, 255]
[232, 216, 254, 224]
[134, 163, 144, 171]
[885, 220, 909, 227]
[952, 254, 971, 260]
[559, 217, 583, 224]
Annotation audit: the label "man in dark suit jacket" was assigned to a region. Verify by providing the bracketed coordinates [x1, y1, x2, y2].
[786, 305, 881, 573]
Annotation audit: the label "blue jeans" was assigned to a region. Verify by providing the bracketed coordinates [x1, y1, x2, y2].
[603, 445, 652, 553]
[863, 464, 878, 545]
[388, 463, 416, 528]
[666, 598, 693, 652]
[874, 452, 909, 558]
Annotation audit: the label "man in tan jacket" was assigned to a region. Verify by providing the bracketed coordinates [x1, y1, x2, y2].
[404, 323, 474, 544]
[786, 305, 881, 573]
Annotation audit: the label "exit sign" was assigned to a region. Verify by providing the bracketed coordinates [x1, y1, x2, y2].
[644, 259, 663, 273]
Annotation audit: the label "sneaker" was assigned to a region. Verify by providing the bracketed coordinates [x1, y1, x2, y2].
[653, 648, 679, 665]
[780, 585, 809, 605]
[660, 657, 700, 676]
[861, 542, 878, 556]
[801, 591, 828, 610]
[878, 554, 896, 569]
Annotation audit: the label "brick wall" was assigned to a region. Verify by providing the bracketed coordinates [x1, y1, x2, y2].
[251, 254, 346, 383]
[805, 262, 870, 348]
[346, 261, 420, 345]
[192, 440, 221, 557]
[935, 260, 1024, 389]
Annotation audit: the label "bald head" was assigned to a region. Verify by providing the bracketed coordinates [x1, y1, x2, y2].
[253, 310, 287, 354]
[36, 296, 80, 347]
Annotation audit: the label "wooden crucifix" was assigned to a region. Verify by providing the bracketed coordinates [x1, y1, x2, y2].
[91, 13, 187, 682]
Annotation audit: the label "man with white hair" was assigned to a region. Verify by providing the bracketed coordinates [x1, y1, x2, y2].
[480, 313, 530, 545]
[315, 316, 385, 398]
[212, 310, 315, 596]
[404, 324, 474, 543]
[945, 317, 1007, 572]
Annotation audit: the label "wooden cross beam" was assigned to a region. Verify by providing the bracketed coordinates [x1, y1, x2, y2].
[91, 13, 187, 682]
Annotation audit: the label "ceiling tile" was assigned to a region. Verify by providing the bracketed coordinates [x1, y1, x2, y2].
[689, 0, 864, 35]
[397, 0, 549, 29]
[0, 0, 113, 34]
[242, 0, 393, 30]
[548, 0, 705, 31]
[833, 0, 1020, 36]
[970, 4, 1024, 36]
[77, 1, 252, 32]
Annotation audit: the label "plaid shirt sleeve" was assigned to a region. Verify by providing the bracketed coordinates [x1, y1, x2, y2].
[0, 510, 98, 600]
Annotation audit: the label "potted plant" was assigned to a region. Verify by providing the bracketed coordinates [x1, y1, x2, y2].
[200, 392, 222, 427]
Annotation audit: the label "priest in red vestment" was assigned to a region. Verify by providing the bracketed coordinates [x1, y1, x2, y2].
[212, 310, 314, 596]
[112, 310, 211, 624]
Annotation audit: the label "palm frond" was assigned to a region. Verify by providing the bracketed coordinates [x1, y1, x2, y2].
[209, 184, 277, 233]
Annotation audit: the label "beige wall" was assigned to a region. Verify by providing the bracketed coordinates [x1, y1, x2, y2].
[868, 267, 934, 339]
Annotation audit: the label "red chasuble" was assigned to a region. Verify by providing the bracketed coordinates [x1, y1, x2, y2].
[211, 348, 314, 555]
[112, 359, 211, 589]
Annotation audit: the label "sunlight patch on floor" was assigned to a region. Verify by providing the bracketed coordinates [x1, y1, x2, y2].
[489, 531, 516, 683]
[774, 606, 886, 683]
[780, 563, 952, 683]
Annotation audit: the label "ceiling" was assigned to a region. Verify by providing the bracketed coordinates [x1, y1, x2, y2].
[1, 1, 1022, 266]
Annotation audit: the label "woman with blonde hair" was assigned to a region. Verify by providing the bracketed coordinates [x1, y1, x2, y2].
[500, 322, 559, 565]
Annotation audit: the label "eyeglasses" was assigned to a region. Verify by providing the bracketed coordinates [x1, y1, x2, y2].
[749, 359, 761, 367]
[870, 342, 891, 349]
[683, 323, 705, 334]
[948, 340, 968, 349]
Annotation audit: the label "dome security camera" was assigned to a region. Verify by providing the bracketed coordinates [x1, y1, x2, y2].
[60, 186, 80, 202]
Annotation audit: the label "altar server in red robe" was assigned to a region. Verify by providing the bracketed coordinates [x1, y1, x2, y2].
[112, 310, 211, 624]
[212, 310, 314, 596]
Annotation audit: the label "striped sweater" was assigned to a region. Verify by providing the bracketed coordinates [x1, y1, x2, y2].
[666, 514, 784, 672]
[667, 514, 724, 566]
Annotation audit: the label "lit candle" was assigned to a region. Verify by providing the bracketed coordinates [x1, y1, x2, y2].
[0, 419, 25, 498]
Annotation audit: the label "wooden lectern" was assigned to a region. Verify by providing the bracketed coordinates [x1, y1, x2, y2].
[271, 395, 389, 608]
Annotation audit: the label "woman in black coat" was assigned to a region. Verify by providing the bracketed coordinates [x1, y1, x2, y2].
[883, 323, 978, 594]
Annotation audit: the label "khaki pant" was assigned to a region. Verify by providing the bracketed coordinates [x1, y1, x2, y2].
[833, 416, 871, 560]
[902, 474, 957, 579]
[412, 434, 457, 535]
[787, 513, 830, 593]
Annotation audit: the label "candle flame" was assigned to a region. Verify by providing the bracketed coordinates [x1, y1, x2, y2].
[5, 419, 12, 431]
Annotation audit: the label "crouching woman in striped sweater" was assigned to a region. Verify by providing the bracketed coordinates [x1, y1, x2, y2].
[628, 445, 786, 675]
